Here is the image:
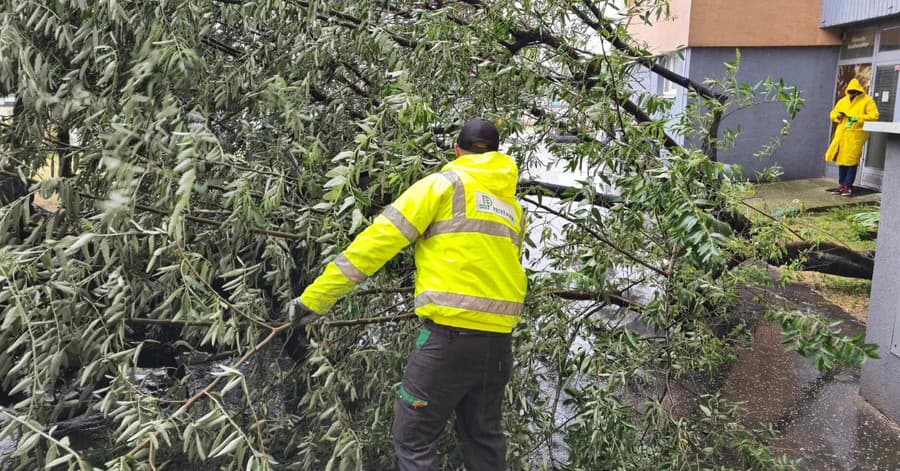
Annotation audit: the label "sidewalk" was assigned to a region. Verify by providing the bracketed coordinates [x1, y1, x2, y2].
[722, 280, 900, 470]
[726, 179, 897, 469]
[745, 178, 880, 213]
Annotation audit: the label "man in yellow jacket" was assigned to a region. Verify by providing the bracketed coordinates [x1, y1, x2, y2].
[289, 118, 527, 470]
[825, 78, 880, 196]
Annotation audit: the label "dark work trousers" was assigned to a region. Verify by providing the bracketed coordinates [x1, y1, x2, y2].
[392, 320, 513, 471]
[839, 165, 858, 189]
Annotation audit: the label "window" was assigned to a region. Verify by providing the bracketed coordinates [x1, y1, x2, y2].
[880, 26, 900, 52]
[658, 55, 679, 98]
[840, 29, 875, 60]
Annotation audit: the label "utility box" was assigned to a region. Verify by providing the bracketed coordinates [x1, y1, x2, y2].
[860, 121, 900, 424]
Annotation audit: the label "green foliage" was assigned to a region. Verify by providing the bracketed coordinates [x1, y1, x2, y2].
[0, 0, 870, 469]
[765, 308, 879, 372]
[779, 203, 880, 253]
[848, 208, 880, 240]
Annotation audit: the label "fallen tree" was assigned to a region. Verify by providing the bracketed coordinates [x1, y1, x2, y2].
[0, 1, 877, 470]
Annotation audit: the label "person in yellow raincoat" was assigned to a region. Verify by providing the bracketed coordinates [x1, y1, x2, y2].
[824, 78, 879, 196]
[288, 118, 527, 470]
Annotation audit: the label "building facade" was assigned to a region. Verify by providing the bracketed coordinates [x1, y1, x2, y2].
[628, 0, 900, 188]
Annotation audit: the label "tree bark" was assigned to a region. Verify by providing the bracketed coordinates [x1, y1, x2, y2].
[57, 127, 74, 178]
[778, 241, 874, 280]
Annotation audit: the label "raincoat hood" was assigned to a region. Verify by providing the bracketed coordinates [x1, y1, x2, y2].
[846, 79, 867, 96]
[442, 151, 519, 197]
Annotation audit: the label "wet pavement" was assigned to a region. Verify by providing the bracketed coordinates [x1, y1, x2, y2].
[745, 178, 880, 213]
[723, 280, 900, 470]
[775, 373, 900, 470]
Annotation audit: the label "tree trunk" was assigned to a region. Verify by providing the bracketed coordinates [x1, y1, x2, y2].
[57, 127, 73, 178]
[779, 241, 874, 280]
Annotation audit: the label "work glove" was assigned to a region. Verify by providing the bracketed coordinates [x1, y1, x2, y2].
[845, 116, 859, 129]
[288, 298, 322, 328]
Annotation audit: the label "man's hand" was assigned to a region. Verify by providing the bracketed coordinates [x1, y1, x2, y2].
[288, 298, 321, 328]
[838, 111, 847, 119]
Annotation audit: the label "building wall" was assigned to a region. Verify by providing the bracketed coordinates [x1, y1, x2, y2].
[822, 0, 900, 28]
[627, 0, 841, 52]
[687, 47, 840, 180]
[628, 50, 690, 147]
[689, 0, 841, 47]
[859, 128, 900, 424]
[627, 0, 692, 53]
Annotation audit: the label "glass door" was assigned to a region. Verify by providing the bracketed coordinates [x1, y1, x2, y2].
[862, 65, 898, 189]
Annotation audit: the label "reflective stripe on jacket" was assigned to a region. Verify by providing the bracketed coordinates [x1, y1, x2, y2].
[299, 151, 528, 333]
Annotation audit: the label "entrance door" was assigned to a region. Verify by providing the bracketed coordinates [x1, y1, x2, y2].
[863, 65, 899, 188]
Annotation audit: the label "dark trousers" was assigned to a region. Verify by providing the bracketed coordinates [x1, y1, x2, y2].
[839, 165, 858, 188]
[392, 320, 513, 471]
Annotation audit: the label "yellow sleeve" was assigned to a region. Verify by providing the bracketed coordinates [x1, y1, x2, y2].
[861, 97, 880, 122]
[829, 100, 846, 123]
[298, 173, 452, 314]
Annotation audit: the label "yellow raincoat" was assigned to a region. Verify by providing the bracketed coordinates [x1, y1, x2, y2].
[825, 79, 880, 166]
[298, 151, 527, 333]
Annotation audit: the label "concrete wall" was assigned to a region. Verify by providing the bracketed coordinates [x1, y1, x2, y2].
[687, 47, 839, 180]
[859, 126, 900, 424]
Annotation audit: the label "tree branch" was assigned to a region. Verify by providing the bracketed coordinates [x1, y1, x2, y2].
[779, 241, 874, 279]
[126, 322, 292, 458]
[519, 180, 619, 208]
[520, 178, 877, 280]
[77, 191, 304, 240]
[523, 196, 669, 277]
[548, 289, 640, 310]
[325, 312, 417, 326]
[571, 4, 726, 102]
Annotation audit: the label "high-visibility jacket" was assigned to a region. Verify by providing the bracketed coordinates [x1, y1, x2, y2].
[825, 78, 880, 166]
[298, 151, 528, 333]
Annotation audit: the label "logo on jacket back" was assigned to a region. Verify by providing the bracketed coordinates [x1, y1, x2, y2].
[475, 191, 517, 225]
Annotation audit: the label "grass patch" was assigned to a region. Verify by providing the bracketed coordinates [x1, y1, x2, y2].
[775, 203, 876, 321]
[744, 185, 879, 321]
[795, 272, 872, 322]
[776, 203, 879, 253]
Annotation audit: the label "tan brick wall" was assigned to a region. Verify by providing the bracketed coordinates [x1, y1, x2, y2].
[627, 0, 842, 51]
[688, 0, 841, 47]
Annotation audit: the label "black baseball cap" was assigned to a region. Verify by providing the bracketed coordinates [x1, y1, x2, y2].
[457, 118, 500, 152]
